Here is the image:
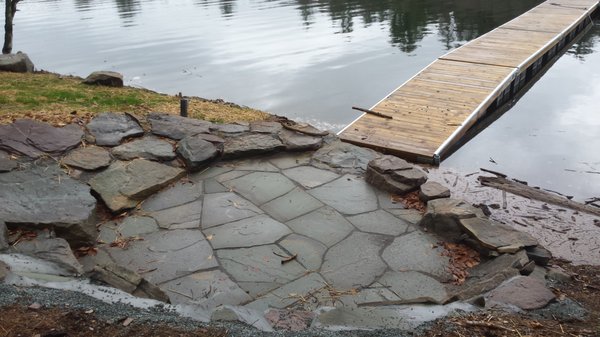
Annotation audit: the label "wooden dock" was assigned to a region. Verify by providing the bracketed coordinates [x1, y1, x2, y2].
[339, 0, 599, 164]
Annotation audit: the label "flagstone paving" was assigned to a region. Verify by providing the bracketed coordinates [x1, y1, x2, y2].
[0, 116, 551, 331]
[87, 148, 458, 312]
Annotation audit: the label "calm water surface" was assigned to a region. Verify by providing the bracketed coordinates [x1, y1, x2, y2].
[8, 0, 600, 200]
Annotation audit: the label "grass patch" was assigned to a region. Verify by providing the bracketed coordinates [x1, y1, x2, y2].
[0, 71, 270, 125]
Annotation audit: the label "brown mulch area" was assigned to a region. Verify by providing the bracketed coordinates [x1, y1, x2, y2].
[0, 305, 227, 337]
[391, 190, 427, 212]
[421, 262, 600, 337]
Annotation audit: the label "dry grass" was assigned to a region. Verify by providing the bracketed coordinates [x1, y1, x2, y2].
[0, 71, 270, 125]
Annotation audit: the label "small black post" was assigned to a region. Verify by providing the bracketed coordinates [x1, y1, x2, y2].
[179, 92, 188, 117]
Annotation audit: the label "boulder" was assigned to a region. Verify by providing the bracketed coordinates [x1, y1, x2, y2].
[0, 150, 17, 172]
[279, 129, 323, 151]
[86, 113, 144, 146]
[487, 276, 555, 310]
[14, 237, 84, 275]
[176, 136, 219, 171]
[0, 164, 97, 245]
[419, 181, 450, 201]
[82, 71, 124, 87]
[0, 119, 83, 158]
[222, 134, 284, 159]
[0, 52, 34, 73]
[147, 113, 212, 140]
[89, 159, 185, 212]
[112, 136, 176, 161]
[62, 146, 112, 170]
[365, 155, 427, 194]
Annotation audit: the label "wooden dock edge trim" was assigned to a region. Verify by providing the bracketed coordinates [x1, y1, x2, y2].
[434, 3, 599, 163]
[340, 137, 436, 164]
[516, 6, 599, 71]
[337, 57, 441, 136]
[432, 68, 519, 163]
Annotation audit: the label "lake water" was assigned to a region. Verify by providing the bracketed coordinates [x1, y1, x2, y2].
[8, 0, 600, 201]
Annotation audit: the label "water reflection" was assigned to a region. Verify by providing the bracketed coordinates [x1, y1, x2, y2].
[11, 0, 600, 199]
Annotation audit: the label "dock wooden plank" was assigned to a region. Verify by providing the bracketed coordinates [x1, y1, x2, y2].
[339, 0, 599, 163]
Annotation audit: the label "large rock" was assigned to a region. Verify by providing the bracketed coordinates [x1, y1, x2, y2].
[86, 113, 144, 146]
[0, 52, 34, 73]
[112, 136, 176, 161]
[222, 134, 284, 159]
[526, 246, 552, 266]
[278, 129, 323, 151]
[13, 237, 83, 275]
[487, 276, 555, 310]
[451, 251, 530, 300]
[0, 151, 17, 172]
[147, 113, 212, 140]
[176, 136, 219, 171]
[82, 71, 123, 87]
[420, 198, 485, 242]
[460, 217, 538, 253]
[0, 164, 97, 245]
[89, 159, 185, 212]
[419, 181, 450, 201]
[311, 140, 380, 174]
[0, 119, 83, 158]
[365, 155, 427, 194]
[62, 146, 112, 170]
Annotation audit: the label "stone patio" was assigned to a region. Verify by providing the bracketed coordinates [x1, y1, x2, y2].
[0, 113, 562, 331]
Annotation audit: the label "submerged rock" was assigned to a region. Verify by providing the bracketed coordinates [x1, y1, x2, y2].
[0, 164, 97, 245]
[82, 71, 124, 87]
[86, 113, 144, 146]
[0, 119, 83, 158]
[89, 159, 185, 212]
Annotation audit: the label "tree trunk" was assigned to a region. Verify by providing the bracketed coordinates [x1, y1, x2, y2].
[3, 0, 20, 54]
